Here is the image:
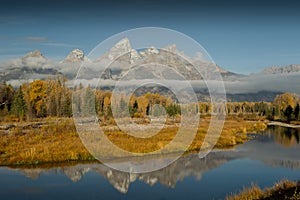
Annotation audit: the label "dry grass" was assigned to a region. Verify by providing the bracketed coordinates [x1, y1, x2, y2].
[226, 180, 300, 200]
[0, 116, 267, 166]
[0, 118, 93, 165]
[226, 184, 264, 200]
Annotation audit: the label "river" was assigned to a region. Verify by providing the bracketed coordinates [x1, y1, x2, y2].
[0, 125, 300, 199]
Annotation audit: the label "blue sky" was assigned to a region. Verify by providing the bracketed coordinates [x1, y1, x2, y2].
[0, 0, 300, 74]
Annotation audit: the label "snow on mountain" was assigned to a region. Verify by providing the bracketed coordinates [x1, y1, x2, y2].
[23, 50, 45, 59]
[2, 37, 290, 97]
[62, 49, 90, 63]
[140, 46, 159, 57]
[129, 49, 141, 64]
[11, 50, 53, 69]
[261, 64, 300, 74]
[108, 38, 131, 61]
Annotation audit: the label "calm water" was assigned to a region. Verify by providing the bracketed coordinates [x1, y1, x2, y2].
[1, 125, 300, 200]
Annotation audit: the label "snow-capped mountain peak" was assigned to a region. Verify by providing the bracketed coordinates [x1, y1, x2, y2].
[108, 38, 131, 61]
[162, 44, 178, 53]
[23, 50, 45, 59]
[261, 64, 300, 74]
[140, 46, 159, 57]
[63, 49, 90, 63]
[129, 49, 141, 64]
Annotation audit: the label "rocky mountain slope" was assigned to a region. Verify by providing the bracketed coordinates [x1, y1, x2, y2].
[0, 38, 299, 101]
[0, 38, 242, 82]
[261, 64, 300, 74]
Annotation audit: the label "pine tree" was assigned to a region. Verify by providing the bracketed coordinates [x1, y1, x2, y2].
[294, 103, 300, 120]
[284, 105, 293, 121]
[166, 103, 180, 117]
[12, 86, 26, 120]
[82, 85, 95, 116]
[0, 81, 14, 113]
[62, 91, 72, 117]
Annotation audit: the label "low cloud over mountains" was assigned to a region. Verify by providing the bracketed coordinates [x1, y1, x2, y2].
[0, 38, 299, 101]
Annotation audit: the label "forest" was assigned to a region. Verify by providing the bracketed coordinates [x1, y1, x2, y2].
[0, 77, 299, 123]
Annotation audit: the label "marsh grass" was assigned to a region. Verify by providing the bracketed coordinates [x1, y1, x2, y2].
[226, 180, 300, 200]
[0, 116, 267, 166]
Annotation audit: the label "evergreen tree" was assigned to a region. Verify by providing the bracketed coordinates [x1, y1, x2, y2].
[294, 103, 300, 120]
[12, 86, 26, 120]
[129, 100, 138, 117]
[82, 85, 95, 117]
[166, 103, 181, 117]
[62, 91, 72, 117]
[0, 81, 14, 113]
[133, 100, 138, 110]
[284, 105, 293, 121]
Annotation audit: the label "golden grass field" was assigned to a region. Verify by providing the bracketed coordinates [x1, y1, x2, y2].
[226, 180, 300, 200]
[0, 116, 267, 166]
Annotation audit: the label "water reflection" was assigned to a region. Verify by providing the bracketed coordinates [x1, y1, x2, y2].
[2, 125, 300, 195]
[265, 125, 300, 147]
[14, 152, 237, 193]
[236, 126, 300, 169]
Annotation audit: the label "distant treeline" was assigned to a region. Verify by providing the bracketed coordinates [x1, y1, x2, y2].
[0, 78, 299, 122]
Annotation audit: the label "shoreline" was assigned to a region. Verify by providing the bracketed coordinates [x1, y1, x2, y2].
[226, 180, 300, 200]
[0, 145, 239, 168]
[0, 148, 238, 169]
[267, 121, 300, 128]
[0, 117, 267, 166]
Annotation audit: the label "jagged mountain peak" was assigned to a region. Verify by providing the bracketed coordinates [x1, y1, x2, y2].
[262, 64, 300, 74]
[140, 46, 159, 57]
[129, 49, 141, 64]
[108, 38, 131, 60]
[162, 44, 178, 53]
[23, 50, 45, 59]
[63, 48, 90, 63]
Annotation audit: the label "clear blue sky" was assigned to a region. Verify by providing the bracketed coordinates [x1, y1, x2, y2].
[0, 0, 300, 74]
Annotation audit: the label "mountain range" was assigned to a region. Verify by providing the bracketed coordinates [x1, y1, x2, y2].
[0, 38, 299, 101]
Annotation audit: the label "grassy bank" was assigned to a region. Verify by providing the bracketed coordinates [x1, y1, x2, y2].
[226, 180, 300, 200]
[0, 117, 267, 166]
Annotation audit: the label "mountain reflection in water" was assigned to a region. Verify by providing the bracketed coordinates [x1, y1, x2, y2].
[1, 125, 300, 197]
[15, 151, 237, 194]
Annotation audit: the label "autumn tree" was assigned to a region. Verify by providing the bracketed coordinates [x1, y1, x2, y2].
[137, 96, 149, 115]
[273, 93, 298, 110]
[103, 95, 112, 118]
[46, 79, 59, 116]
[29, 80, 47, 117]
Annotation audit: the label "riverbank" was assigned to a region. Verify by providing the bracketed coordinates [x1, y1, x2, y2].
[268, 121, 300, 128]
[226, 180, 300, 200]
[0, 117, 267, 166]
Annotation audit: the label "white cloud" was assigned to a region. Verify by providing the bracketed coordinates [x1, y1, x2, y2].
[41, 42, 79, 48]
[23, 37, 47, 42]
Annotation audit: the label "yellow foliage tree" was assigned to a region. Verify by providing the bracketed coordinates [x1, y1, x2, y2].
[29, 80, 47, 117]
[273, 93, 299, 110]
[137, 96, 149, 115]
